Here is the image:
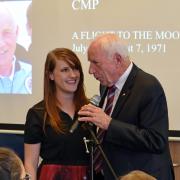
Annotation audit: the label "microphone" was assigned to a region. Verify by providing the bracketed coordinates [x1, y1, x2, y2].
[69, 95, 101, 133]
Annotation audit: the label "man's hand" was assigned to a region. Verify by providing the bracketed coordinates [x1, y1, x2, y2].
[78, 104, 112, 130]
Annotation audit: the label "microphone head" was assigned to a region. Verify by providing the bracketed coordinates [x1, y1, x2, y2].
[90, 95, 101, 106]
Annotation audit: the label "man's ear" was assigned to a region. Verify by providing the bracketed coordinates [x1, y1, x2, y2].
[15, 25, 19, 40]
[113, 53, 122, 65]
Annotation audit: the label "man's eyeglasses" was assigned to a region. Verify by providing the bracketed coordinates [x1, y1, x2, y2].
[21, 173, 31, 180]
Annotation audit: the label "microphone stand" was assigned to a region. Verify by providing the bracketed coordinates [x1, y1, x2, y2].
[83, 136, 94, 180]
[83, 123, 118, 180]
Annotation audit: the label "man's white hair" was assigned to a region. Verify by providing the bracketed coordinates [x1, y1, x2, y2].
[0, 2, 17, 27]
[96, 34, 129, 59]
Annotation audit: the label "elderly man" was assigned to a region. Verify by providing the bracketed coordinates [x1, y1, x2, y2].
[78, 34, 174, 180]
[0, 2, 32, 94]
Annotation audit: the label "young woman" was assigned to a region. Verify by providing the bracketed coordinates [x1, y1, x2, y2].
[24, 48, 90, 180]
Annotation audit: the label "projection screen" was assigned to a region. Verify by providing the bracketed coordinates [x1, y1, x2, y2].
[0, 0, 179, 135]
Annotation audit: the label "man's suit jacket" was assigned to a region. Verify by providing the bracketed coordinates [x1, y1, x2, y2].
[99, 64, 174, 180]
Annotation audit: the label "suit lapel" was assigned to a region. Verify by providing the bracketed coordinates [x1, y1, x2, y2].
[112, 64, 139, 117]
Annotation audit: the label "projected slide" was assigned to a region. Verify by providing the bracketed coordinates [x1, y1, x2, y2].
[0, 0, 32, 94]
[0, 0, 180, 133]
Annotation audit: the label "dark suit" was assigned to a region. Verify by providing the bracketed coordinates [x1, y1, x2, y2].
[99, 64, 174, 180]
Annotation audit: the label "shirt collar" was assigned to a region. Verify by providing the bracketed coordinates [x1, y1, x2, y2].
[115, 61, 133, 91]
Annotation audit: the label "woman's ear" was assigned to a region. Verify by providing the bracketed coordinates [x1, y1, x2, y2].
[49, 73, 54, 80]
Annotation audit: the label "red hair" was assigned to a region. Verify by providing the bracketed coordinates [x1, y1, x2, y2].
[44, 48, 88, 133]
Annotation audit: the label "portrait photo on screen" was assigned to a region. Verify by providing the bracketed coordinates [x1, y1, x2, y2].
[0, 0, 32, 94]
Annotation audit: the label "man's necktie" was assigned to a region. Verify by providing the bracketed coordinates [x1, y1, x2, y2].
[93, 85, 116, 173]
